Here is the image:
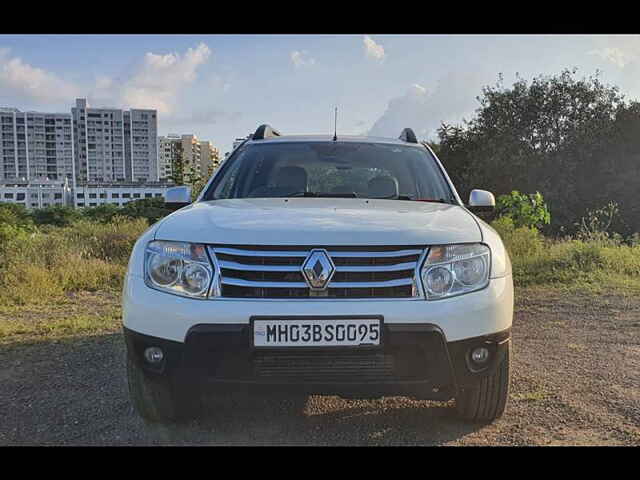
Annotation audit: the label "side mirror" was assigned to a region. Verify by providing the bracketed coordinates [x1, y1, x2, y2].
[165, 185, 192, 211]
[468, 189, 495, 213]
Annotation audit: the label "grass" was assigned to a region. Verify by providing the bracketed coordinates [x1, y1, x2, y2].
[492, 217, 640, 295]
[0, 214, 638, 345]
[0, 291, 121, 346]
[0, 217, 148, 306]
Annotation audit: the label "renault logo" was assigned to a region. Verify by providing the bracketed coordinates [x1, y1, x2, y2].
[301, 249, 335, 290]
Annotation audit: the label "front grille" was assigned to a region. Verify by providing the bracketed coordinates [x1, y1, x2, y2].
[210, 245, 426, 299]
[254, 353, 395, 382]
[253, 348, 428, 382]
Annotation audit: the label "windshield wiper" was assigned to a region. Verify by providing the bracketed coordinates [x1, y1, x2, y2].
[374, 195, 450, 203]
[284, 191, 359, 198]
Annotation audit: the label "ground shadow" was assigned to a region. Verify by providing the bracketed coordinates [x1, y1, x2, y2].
[0, 332, 486, 446]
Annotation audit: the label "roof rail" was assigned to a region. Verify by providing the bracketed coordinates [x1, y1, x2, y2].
[399, 128, 418, 144]
[252, 124, 281, 140]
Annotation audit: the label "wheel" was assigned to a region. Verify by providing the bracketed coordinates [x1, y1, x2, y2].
[126, 354, 201, 423]
[455, 342, 510, 421]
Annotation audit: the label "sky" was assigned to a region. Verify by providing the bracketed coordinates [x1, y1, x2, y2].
[1, 34, 640, 155]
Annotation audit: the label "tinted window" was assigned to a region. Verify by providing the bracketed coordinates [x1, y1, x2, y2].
[206, 142, 454, 202]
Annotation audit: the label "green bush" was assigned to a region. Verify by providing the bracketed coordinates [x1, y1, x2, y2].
[0, 202, 34, 229]
[491, 216, 544, 258]
[31, 205, 82, 227]
[574, 201, 623, 245]
[80, 203, 121, 223]
[119, 198, 172, 224]
[496, 190, 551, 230]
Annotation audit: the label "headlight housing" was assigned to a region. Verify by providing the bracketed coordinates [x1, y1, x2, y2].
[144, 241, 221, 299]
[421, 243, 490, 300]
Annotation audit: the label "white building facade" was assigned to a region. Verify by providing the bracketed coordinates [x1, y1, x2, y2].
[0, 178, 73, 209]
[1, 107, 74, 185]
[71, 99, 158, 184]
[72, 183, 169, 209]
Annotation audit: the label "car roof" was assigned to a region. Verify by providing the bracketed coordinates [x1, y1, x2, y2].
[245, 134, 426, 147]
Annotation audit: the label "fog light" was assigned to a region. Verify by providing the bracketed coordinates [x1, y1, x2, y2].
[471, 347, 490, 364]
[144, 347, 164, 364]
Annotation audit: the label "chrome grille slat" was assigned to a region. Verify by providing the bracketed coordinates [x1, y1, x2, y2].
[336, 262, 416, 272]
[214, 247, 309, 257]
[221, 277, 309, 289]
[219, 259, 416, 273]
[220, 276, 415, 289]
[214, 247, 423, 258]
[211, 245, 426, 299]
[219, 260, 301, 272]
[327, 249, 422, 258]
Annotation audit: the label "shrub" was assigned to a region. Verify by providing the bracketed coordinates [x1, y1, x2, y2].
[0, 202, 34, 229]
[575, 201, 621, 245]
[491, 216, 544, 258]
[119, 198, 172, 224]
[31, 205, 82, 227]
[64, 216, 149, 264]
[496, 191, 551, 230]
[81, 204, 121, 223]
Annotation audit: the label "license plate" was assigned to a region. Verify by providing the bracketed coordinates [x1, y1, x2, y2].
[253, 318, 381, 347]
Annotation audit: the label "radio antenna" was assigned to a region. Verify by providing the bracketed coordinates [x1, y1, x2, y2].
[333, 107, 338, 141]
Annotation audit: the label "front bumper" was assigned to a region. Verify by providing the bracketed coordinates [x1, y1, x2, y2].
[123, 274, 513, 343]
[124, 324, 511, 401]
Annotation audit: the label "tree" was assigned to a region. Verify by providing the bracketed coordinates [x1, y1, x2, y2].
[436, 69, 639, 236]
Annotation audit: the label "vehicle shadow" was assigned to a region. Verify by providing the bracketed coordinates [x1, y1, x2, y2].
[146, 389, 487, 446]
[0, 332, 487, 446]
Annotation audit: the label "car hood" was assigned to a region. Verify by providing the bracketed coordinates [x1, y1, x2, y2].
[154, 198, 481, 246]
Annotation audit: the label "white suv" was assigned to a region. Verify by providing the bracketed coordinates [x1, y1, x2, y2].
[123, 126, 513, 423]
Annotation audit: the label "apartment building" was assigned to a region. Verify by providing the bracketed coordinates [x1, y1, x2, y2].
[71, 99, 158, 184]
[158, 134, 182, 181]
[199, 140, 220, 175]
[0, 107, 74, 185]
[158, 134, 220, 184]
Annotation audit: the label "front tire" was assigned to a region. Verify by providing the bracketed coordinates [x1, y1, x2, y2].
[455, 342, 510, 422]
[126, 355, 201, 423]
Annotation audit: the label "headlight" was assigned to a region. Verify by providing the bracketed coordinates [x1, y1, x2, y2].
[144, 241, 221, 299]
[421, 243, 490, 300]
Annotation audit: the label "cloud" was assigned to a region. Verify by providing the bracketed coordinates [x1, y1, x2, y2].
[290, 50, 315, 68]
[0, 47, 81, 103]
[0, 43, 214, 117]
[116, 43, 211, 115]
[367, 72, 491, 141]
[587, 36, 640, 69]
[588, 47, 634, 68]
[363, 35, 385, 62]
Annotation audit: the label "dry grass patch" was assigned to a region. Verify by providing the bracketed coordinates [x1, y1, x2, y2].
[0, 291, 121, 346]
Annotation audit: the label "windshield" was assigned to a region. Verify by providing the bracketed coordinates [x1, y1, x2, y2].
[204, 142, 456, 202]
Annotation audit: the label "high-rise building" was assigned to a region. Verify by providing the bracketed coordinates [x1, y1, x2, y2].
[181, 134, 201, 180]
[198, 140, 220, 176]
[158, 133, 220, 184]
[0, 107, 74, 184]
[158, 134, 182, 182]
[71, 98, 158, 184]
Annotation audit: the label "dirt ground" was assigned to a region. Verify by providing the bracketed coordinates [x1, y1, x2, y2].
[1, 288, 638, 446]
